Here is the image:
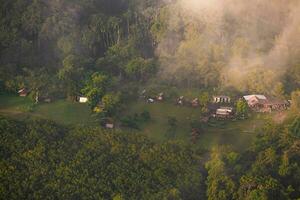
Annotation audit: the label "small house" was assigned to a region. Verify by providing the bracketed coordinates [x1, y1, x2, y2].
[191, 98, 199, 107]
[213, 95, 231, 103]
[215, 107, 233, 118]
[177, 96, 185, 105]
[147, 98, 155, 103]
[105, 123, 114, 129]
[18, 88, 28, 97]
[157, 92, 164, 101]
[79, 96, 88, 103]
[243, 95, 267, 106]
[243, 94, 289, 112]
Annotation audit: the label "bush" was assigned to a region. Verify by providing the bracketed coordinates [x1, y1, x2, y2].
[140, 110, 151, 122]
[121, 116, 140, 129]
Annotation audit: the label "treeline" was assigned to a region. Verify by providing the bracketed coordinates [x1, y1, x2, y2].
[1, 114, 300, 199]
[1, 0, 300, 103]
[153, 0, 300, 95]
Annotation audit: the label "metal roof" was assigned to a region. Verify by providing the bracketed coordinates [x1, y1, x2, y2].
[243, 94, 267, 101]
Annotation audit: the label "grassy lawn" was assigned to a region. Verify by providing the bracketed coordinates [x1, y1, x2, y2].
[0, 94, 33, 112]
[124, 100, 272, 151]
[0, 94, 273, 150]
[198, 113, 271, 150]
[124, 101, 202, 140]
[34, 100, 97, 125]
[0, 94, 97, 125]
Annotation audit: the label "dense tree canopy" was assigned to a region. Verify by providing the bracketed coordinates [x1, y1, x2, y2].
[0, 117, 205, 199]
[1, 0, 299, 98]
[1, 114, 300, 199]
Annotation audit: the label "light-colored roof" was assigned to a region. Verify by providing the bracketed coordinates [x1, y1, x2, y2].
[213, 95, 230, 98]
[217, 107, 233, 112]
[220, 107, 233, 111]
[18, 88, 26, 93]
[243, 95, 267, 101]
[216, 110, 230, 115]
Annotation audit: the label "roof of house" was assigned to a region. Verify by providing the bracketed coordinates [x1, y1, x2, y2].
[243, 94, 267, 101]
[213, 95, 230, 98]
[216, 109, 230, 115]
[18, 88, 27, 93]
[219, 107, 233, 111]
[265, 98, 289, 105]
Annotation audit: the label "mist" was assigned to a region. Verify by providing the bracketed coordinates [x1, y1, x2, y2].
[156, 0, 300, 93]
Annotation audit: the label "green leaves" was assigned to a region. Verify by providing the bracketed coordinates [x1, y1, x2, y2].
[81, 72, 110, 109]
[236, 99, 249, 118]
[289, 116, 300, 137]
[0, 118, 203, 199]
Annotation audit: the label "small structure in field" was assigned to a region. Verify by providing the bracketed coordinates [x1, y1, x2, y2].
[105, 123, 114, 129]
[243, 94, 267, 105]
[18, 88, 28, 97]
[213, 95, 231, 103]
[78, 96, 88, 103]
[157, 92, 164, 101]
[147, 98, 155, 103]
[191, 98, 199, 107]
[214, 107, 234, 118]
[177, 96, 185, 105]
[243, 94, 289, 112]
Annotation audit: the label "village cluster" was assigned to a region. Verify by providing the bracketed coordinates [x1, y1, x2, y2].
[140, 90, 290, 119]
[17, 87, 290, 124]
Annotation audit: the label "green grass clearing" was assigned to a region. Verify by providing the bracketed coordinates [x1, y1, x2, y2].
[0, 94, 275, 151]
[124, 100, 272, 151]
[0, 94, 97, 125]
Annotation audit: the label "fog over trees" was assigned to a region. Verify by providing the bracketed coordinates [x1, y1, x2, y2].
[1, 0, 300, 199]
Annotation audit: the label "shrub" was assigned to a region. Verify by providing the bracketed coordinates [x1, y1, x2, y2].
[140, 110, 151, 122]
[121, 116, 140, 129]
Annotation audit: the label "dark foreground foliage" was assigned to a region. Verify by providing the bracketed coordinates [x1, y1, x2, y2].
[1, 115, 300, 199]
[0, 117, 204, 200]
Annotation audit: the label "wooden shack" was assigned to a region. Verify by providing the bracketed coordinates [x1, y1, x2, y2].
[214, 107, 234, 118]
[18, 88, 28, 97]
[157, 92, 164, 101]
[177, 96, 185, 105]
[191, 98, 199, 107]
[243, 95, 289, 112]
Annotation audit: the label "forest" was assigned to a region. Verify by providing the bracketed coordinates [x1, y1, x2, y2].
[1, 111, 300, 199]
[1, 0, 300, 199]
[1, 0, 300, 100]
